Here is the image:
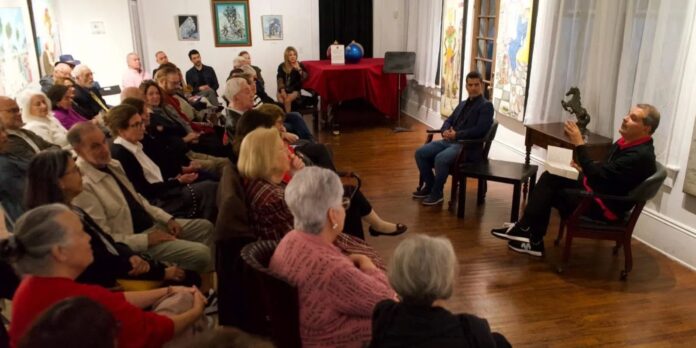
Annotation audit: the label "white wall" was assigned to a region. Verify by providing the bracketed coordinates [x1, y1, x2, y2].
[55, 0, 133, 92]
[373, 0, 407, 57]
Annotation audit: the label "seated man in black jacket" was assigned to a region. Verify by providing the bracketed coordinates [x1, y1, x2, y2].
[491, 104, 661, 257]
[185, 49, 220, 107]
[73, 64, 110, 119]
[413, 71, 494, 206]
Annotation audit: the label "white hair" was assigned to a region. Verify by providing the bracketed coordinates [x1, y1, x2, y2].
[72, 64, 91, 78]
[17, 89, 53, 121]
[224, 77, 247, 102]
[285, 167, 344, 235]
[388, 234, 458, 305]
[239, 64, 257, 78]
[233, 56, 249, 68]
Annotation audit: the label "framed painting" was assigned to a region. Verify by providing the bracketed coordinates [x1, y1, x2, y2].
[491, 0, 537, 121]
[211, 0, 252, 47]
[0, 0, 40, 98]
[177, 15, 200, 41]
[30, 0, 62, 76]
[261, 15, 283, 40]
[438, 0, 467, 117]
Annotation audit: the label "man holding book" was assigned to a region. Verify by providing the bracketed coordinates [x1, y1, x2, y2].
[491, 104, 661, 257]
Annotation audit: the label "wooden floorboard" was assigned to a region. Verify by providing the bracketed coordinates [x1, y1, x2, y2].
[310, 103, 696, 347]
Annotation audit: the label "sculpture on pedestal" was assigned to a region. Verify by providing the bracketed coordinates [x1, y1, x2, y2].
[561, 87, 591, 133]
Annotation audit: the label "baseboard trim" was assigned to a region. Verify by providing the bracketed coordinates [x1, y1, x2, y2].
[633, 208, 696, 271]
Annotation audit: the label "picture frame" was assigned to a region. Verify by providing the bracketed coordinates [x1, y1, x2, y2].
[261, 15, 283, 40]
[1, 0, 40, 98]
[211, 0, 252, 47]
[30, 0, 63, 76]
[177, 15, 200, 41]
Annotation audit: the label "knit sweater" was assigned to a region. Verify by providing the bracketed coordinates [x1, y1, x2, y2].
[270, 230, 395, 347]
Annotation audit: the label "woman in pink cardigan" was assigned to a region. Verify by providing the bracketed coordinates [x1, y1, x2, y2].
[269, 167, 396, 347]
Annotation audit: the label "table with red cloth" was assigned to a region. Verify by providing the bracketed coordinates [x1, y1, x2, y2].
[302, 58, 406, 119]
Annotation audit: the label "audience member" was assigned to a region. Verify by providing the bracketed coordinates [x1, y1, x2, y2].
[0, 96, 58, 160]
[185, 49, 220, 106]
[239, 51, 273, 103]
[413, 71, 494, 205]
[73, 64, 110, 119]
[0, 123, 29, 222]
[45, 84, 89, 130]
[370, 235, 511, 347]
[491, 104, 661, 257]
[269, 167, 396, 347]
[276, 46, 307, 113]
[40, 62, 72, 93]
[18, 90, 69, 148]
[1, 204, 207, 348]
[223, 77, 254, 138]
[153, 50, 170, 77]
[17, 296, 118, 348]
[68, 122, 214, 274]
[122, 52, 151, 89]
[108, 104, 219, 221]
[24, 149, 196, 288]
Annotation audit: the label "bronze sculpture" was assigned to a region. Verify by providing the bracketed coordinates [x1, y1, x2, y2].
[561, 87, 591, 134]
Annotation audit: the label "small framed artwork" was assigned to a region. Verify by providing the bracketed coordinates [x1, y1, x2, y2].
[261, 15, 283, 40]
[211, 0, 252, 47]
[177, 15, 200, 41]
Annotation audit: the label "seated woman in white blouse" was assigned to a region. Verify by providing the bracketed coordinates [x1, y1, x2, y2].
[19, 89, 70, 148]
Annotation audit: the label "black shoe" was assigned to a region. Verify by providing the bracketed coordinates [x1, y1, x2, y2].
[204, 289, 219, 315]
[422, 195, 444, 206]
[412, 188, 430, 199]
[369, 224, 408, 237]
[508, 240, 544, 257]
[491, 222, 531, 243]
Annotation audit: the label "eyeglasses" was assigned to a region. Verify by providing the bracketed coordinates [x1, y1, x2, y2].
[341, 197, 351, 210]
[0, 107, 20, 114]
[128, 121, 144, 128]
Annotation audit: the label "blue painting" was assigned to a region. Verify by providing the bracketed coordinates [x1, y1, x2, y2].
[0, 6, 38, 98]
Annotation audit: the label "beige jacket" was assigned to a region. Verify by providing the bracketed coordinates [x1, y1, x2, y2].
[72, 158, 172, 252]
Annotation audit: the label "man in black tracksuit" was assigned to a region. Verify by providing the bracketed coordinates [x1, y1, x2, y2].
[491, 104, 661, 257]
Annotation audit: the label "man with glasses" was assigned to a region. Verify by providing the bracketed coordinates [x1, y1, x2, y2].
[0, 96, 58, 160]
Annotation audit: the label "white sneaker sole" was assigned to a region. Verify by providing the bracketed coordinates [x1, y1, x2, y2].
[507, 243, 543, 257]
[421, 198, 444, 206]
[491, 230, 530, 243]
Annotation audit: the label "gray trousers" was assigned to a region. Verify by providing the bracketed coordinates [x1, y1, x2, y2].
[144, 218, 214, 273]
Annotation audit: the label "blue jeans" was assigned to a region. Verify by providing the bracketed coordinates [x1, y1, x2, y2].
[284, 112, 314, 141]
[415, 140, 462, 198]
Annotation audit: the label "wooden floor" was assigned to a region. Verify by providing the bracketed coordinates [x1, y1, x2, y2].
[312, 103, 696, 347]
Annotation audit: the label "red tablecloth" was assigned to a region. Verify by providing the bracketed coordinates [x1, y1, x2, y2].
[302, 58, 406, 119]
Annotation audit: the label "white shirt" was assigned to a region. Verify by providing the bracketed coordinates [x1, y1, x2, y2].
[113, 137, 163, 184]
[22, 113, 70, 148]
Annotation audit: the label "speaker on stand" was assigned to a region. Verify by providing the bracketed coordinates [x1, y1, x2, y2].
[383, 52, 416, 133]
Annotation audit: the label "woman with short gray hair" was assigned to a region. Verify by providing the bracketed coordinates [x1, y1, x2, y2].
[1, 204, 209, 348]
[370, 234, 511, 347]
[270, 167, 396, 347]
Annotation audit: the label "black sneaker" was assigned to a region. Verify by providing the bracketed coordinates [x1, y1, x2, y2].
[422, 194, 444, 206]
[508, 240, 544, 257]
[491, 222, 531, 243]
[412, 188, 431, 199]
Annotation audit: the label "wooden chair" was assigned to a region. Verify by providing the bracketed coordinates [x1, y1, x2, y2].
[417, 120, 499, 209]
[240, 240, 302, 348]
[555, 162, 667, 280]
[291, 88, 320, 134]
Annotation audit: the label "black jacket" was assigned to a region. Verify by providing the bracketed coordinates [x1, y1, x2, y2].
[186, 65, 220, 93]
[73, 84, 109, 119]
[370, 300, 511, 348]
[110, 143, 182, 202]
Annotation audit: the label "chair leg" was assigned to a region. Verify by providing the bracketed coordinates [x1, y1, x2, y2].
[621, 238, 633, 281]
[449, 175, 458, 210]
[477, 179, 486, 205]
[558, 232, 573, 273]
[554, 219, 566, 246]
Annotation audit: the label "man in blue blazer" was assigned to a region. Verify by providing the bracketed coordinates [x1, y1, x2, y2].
[414, 71, 494, 205]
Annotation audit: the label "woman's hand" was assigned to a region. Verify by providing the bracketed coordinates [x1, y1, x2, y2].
[348, 254, 377, 272]
[164, 266, 186, 281]
[282, 131, 299, 144]
[127, 255, 151, 276]
[290, 153, 305, 172]
[182, 132, 200, 144]
[181, 161, 202, 174]
[176, 172, 198, 184]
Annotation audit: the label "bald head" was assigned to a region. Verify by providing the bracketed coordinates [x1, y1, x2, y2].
[127, 53, 142, 70]
[53, 63, 72, 80]
[120, 87, 144, 101]
[0, 96, 23, 130]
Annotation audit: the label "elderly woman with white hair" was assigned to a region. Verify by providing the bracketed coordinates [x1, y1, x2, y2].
[18, 89, 69, 148]
[270, 166, 396, 347]
[1, 204, 208, 348]
[370, 235, 511, 347]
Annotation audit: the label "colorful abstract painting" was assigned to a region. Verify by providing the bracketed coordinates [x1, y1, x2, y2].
[439, 0, 466, 117]
[31, 0, 62, 76]
[0, 3, 39, 98]
[492, 0, 534, 121]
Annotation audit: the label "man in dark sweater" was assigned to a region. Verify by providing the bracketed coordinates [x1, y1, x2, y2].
[414, 71, 494, 205]
[491, 104, 661, 257]
[185, 49, 220, 106]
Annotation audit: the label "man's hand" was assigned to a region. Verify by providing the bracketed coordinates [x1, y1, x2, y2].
[176, 172, 198, 184]
[199, 85, 210, 91]
[442, 127, 456, 141]
[348, 254, 377, 272]
[564, 120, 585, 146]
[164, 266, 186, 281]
[181, 161, 202, 174]
[167, 218, 183, 237]
[148, 229, 176, 246]
[182, 132, 200, 144]
[127, 255, 151, 276]
[570, 160, 583, 173]
[282, 132, 299, 144]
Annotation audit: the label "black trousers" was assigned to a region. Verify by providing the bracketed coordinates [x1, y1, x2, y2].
[343, 188, 372, 240]
[520, 172, 594, 242]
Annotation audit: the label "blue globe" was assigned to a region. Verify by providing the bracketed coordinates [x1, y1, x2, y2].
[344, 41, 364, 63]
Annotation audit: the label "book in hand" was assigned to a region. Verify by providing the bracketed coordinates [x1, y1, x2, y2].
[545, 146, 579, 180]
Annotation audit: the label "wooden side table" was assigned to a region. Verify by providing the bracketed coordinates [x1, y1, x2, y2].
[524, 123, 613, 165]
